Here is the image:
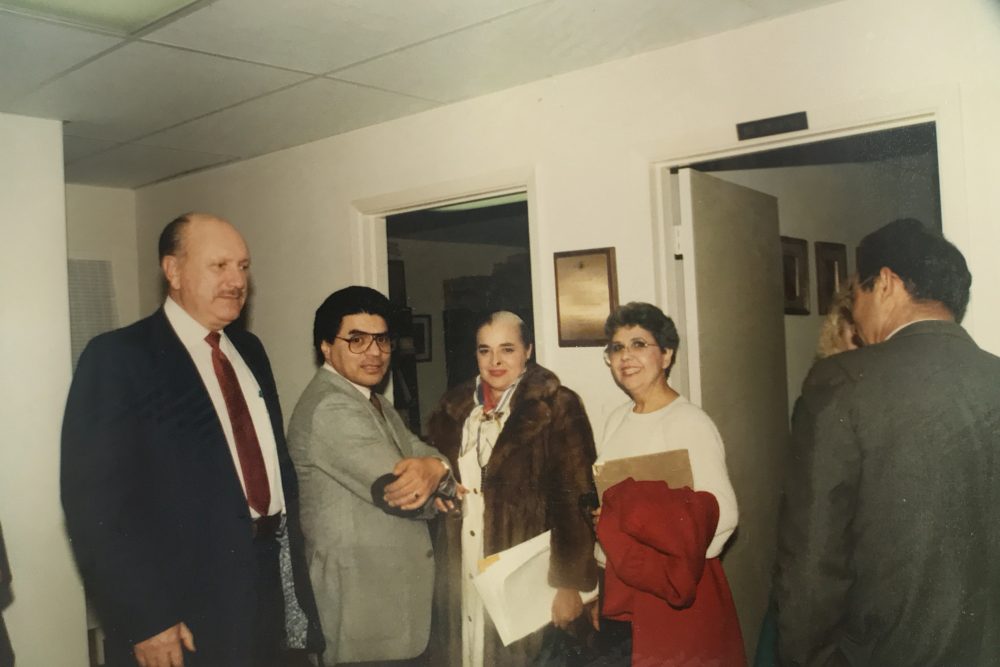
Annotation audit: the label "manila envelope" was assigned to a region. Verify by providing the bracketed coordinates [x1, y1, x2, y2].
[593, 449, 693, 501]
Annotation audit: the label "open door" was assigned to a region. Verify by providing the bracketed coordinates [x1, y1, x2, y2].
[667, 168, 790, 657]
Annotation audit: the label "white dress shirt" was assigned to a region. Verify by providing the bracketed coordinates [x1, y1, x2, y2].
[164, 297, 285, 517]
[322, 363, 373, 399]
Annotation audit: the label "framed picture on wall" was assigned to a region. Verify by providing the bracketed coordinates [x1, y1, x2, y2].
[780, 236, 810, 315]
[815, 241, 848, 315]
[553, 247, 619, 347]
[411, 314, 431, 362]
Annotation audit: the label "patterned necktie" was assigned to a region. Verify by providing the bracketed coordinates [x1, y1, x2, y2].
[370, 392, 385, 420]
[205, 331, 270, 515]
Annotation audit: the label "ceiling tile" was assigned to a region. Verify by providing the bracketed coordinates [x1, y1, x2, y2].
[64, 142, 235, 188]
[140, 78, 438, 158]
[0, 11, 121, 106]
[0, 0, 200, 34]
[334, 0, 826, 102]
[9, 41, 308, 141]
[63, 133, 121, 162]
[143, 0, 547, 74]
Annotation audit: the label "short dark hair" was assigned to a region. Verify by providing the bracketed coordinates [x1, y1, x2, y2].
[474, 310, 534, 349]
[604, 302, 680, 377]
[313, 286, 393, 365]
[857, 218, 971, 322]
[158, 212, 194, 261]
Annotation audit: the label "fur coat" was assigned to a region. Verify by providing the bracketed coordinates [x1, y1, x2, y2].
[426, 363, 599, 667]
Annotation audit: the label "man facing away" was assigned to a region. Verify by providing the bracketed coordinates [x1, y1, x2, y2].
[287, 286, 454, 666]
[62, 213, 312, 667]
[775, 219, 1000, 666]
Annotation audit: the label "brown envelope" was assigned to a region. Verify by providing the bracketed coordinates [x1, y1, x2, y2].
[593, 449, 693, 501]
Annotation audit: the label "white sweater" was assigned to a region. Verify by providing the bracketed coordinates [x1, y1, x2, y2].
[597, 396, 738, 558]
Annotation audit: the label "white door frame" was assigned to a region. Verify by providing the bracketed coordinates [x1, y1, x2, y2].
[347, 166, 552, 361]
[645, 84, 967, 323]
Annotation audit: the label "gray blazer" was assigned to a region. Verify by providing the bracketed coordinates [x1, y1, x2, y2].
[287, 368, 445, 664]
[775, 320, 1000, 666]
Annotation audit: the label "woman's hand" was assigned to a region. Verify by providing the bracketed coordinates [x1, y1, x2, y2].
[591, 506, 602, 532]
[433, 484, 468, 513]
[587, 599, 600, 630]
[551, 588, 584, 629]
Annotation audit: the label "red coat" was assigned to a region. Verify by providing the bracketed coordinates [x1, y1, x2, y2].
[598, 479, 745, 666]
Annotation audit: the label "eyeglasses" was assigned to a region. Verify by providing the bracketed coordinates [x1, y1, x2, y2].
[335, 331, 394, 354]
[603, 339, 658, 365]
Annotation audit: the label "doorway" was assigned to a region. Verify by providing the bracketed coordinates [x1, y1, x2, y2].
[687, 121, 939, 414]
[659, 120, 940, 657]
[384, 193, 533, 435]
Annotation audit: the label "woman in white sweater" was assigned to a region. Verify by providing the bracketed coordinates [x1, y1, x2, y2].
[593, 301, 744, 665]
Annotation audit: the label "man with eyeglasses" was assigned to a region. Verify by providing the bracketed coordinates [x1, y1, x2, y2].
[287, 286, 453, 666]
[775, 219, 1000, 666]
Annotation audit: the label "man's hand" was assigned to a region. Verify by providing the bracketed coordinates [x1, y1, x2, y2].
[551, 588, 584, 629]
[384, 457, 447, 510]
[133, 622, 195, 667]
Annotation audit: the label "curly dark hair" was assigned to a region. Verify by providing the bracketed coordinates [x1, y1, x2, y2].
[604, 302, 680, 378]
[857, 218, 971, 322]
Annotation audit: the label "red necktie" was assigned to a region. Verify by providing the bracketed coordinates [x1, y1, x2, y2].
[205, 331, 270, 515]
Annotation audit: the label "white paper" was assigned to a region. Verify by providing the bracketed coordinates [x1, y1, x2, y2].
[472, 530, 599, 646]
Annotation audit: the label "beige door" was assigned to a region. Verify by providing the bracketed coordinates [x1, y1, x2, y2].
[667, 167, 790, 658]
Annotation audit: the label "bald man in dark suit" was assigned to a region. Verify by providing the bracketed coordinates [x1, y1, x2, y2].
[62, 213, 317, 667]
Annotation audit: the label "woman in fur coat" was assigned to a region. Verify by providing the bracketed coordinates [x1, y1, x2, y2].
[426, 311, 598, 667]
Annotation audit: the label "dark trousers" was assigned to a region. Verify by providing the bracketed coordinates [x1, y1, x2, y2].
[249, 535, 285, 667]
[105, 536, 285, 667]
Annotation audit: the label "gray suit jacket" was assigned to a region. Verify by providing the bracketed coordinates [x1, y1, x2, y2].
[287, 368, 444, 664]
[775, 320, 1000, 666]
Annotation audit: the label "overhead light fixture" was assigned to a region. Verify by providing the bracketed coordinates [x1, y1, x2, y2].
[0, 0, 200, 34]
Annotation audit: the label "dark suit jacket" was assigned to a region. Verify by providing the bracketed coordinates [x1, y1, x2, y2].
[61, 308, 316, 665]
[775, 320, 1000, 666]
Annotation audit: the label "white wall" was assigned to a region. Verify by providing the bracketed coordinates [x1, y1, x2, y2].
[133, 0, 1000, 424]
[0, 112, 88, 666]
[131, 0, 1000, 649]
[716, 156, 939, 412]
[393, 238, 526, 431]
[65, 185, 140, 326]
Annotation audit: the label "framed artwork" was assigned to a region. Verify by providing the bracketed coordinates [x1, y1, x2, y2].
[780, 236, 810, 315]
[815, 241, 849, 315]
[411, 314, 431, 362]
[553, 247, 619, 347]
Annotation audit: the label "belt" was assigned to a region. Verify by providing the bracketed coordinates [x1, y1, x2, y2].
[252, 513, 285, 540]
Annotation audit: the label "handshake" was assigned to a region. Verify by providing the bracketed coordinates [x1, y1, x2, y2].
[371, 469, 460, 520]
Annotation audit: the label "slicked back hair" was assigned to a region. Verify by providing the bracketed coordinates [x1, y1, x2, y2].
[158, 212, 194, 261]
[474, 310, 534, 350]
